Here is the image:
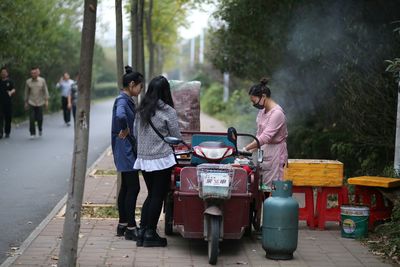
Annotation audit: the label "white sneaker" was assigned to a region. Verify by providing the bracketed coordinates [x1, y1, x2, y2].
[29, 134, 36, 140]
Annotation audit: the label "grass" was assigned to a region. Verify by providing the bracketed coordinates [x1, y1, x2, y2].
[364, 201, 400, 265]
[93, 169, 118, 176]
[81, 205, 142, 218]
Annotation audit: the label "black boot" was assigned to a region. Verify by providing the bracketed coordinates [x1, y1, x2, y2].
[116, 224, 127, 236]
[136, 227, 146, 247]
[125, 227, 138, 241]
[143, 229, 167, 247]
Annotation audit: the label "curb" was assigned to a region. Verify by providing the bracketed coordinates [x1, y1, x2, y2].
[0, 146, 112, 267]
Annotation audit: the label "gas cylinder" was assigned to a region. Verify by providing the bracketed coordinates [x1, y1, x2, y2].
[262, 180, 298, 260]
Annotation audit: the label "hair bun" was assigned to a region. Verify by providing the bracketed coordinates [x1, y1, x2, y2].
[260, 77, 270, 86]
[124, 65, 133, 74]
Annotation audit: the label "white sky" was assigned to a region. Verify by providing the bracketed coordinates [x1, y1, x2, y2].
[95, 1, 215, 46]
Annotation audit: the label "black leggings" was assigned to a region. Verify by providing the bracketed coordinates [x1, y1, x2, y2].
[140, 168, 172, 230]
[118, 171, 140, 227]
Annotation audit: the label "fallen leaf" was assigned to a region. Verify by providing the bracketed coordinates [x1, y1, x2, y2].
[51, 255, 59, 260]
[372, 251, 385, 256]
[389, 245, 397, 257]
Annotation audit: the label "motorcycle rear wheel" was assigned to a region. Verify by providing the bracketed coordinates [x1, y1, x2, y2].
[164, 192, 173, 235]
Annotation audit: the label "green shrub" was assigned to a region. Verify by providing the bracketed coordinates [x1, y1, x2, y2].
[48, 86, 61, 112]
[201, 83, 226, 115]
[92, 82, 118, 99]
[200, 83, 257, 134]
[221, 89, 257, 132]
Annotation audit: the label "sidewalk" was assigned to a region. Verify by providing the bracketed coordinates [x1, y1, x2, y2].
[1, 114, 395, 267]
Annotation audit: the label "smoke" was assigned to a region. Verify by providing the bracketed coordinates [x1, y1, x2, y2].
[271, 0, 397, 123]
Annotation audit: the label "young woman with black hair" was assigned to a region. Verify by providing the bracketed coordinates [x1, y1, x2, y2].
[134, 75, 181, 247]
[111, 66, 144, 240]
[243, 77, 288, 194]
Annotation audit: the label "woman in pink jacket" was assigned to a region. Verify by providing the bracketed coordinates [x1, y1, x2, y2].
[243, 78, 288, 192]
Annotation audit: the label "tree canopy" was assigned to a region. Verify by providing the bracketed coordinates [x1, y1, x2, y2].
[0, 0, 113, 116]
[208, 0, 400, 176]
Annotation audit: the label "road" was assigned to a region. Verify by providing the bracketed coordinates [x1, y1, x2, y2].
[0, 99, 114, 264]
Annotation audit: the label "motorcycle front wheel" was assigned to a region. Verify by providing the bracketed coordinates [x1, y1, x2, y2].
[208, 215, 220, 265]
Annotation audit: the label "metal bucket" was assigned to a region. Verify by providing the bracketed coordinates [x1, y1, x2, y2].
[341, 205, 369, 239]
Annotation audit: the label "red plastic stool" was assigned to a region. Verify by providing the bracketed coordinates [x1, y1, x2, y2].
[293, 186, 315, 229]
[354, 186, 393, 229]
[315, 186, 349, 230]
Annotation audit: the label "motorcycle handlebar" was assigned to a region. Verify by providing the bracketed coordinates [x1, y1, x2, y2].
[238, 150, 253, 157]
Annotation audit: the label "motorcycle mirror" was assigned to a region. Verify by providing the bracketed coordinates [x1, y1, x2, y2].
[164, 136, 182, 145]
[227, 127, 238, 152]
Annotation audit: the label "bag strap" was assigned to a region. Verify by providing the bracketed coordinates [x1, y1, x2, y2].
[149, 119, 165, 141]
[149, 118, 177, 164]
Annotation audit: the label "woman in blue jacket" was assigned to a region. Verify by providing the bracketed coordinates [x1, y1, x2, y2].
[111, 66, 143, 240]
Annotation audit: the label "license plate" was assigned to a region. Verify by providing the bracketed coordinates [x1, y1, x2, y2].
[202, 172, 230, 187]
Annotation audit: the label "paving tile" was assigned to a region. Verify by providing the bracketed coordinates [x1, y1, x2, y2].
[7, 148, 396, 267]
[132, 262, 160, 267]
[12, 259, 45, 265]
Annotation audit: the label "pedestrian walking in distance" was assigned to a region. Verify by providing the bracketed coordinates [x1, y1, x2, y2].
[0, 67, 16, 139]
[56, 72, 74, 126]
[111, 66, 144, 241]
[68, 73, 79, 124]
[24, 67, 49, 139]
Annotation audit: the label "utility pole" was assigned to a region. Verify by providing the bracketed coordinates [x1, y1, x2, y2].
[199, 29, 204, 64]
[190, 37, 195, 68]
[223, 72, 229, 102]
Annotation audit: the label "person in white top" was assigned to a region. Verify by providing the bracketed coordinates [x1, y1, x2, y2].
[56, 72, 74, 126]
[134, 76, 181, 247]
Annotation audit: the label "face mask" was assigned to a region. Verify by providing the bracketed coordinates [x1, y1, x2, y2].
[253, 97, 265, 109]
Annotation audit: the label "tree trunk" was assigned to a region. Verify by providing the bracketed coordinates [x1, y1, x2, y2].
[394, 76, 400, 174]
[115, 0, 124, 206]
[130, 0, 138, 69]
[131, 0, 145, 97]
[58, 1, 97, 266]
[145, 0, 154, 79]
[115, 0, 124, 89]
[155, 44, 163, 75]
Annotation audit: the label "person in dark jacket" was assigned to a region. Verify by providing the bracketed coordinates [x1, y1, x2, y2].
[0, 67, 16, 139]
[111, 66, 144, 240]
